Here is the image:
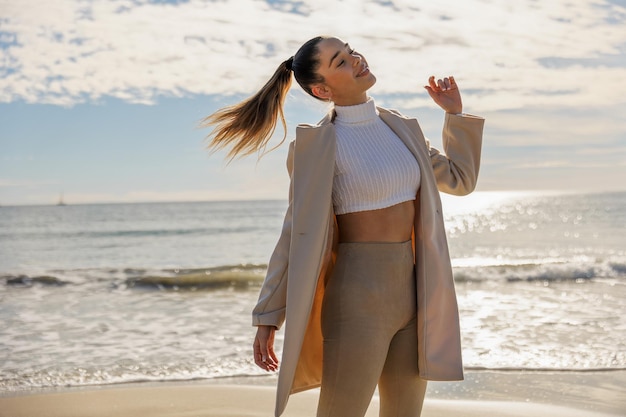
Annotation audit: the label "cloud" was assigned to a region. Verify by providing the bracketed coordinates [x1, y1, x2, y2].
[0, 0, 624, 110]
[477, 108, 626, 147]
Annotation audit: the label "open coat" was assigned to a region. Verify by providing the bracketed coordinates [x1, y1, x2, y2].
[252, 108, 485, 416]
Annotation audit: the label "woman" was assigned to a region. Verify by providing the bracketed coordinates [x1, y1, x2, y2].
[203, 36, 484, 417]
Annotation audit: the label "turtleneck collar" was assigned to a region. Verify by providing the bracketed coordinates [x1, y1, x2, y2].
[334, 97, 379, 125]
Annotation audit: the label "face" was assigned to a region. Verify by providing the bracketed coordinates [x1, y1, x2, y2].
[311, 37, 376, 106]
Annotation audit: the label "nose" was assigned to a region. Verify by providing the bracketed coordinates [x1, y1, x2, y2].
[352, 53, 361, 67]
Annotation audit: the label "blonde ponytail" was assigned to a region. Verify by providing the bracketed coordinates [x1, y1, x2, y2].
[201, 58, 294, 160]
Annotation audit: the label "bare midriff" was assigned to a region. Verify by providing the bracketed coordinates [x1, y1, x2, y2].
[336, 200, 415, 243]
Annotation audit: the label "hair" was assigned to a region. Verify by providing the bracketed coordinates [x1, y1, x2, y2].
[200, 36, 329, 160]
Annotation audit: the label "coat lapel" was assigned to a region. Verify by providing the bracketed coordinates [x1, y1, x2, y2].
[379, 108, 463, 381]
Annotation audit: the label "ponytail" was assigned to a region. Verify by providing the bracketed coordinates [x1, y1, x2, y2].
[201, 36, 327, 160]
[201, 58, 294, 160]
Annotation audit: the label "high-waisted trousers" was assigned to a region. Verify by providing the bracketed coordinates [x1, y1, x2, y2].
[317, 240, 427, 417]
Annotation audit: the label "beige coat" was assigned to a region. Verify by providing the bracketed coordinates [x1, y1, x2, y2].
[252, 107, 485, 416]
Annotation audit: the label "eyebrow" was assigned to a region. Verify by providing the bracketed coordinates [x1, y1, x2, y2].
[329, 43, 350, 67]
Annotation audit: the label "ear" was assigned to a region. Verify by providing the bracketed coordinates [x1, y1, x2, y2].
[311, 84, 332, 100]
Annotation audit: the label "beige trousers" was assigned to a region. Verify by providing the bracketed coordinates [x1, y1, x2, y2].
[318, 240, 427, 417]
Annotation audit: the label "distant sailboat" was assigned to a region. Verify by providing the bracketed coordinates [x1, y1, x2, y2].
[57, 193, 67, 206]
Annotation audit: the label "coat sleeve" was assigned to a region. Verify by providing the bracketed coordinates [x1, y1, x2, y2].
[428, 113, 485, 196]
[251, 141, 295, 329]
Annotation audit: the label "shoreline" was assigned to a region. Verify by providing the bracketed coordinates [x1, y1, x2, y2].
[1, 370, 624, 417]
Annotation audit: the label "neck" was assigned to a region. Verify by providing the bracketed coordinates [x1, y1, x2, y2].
[333, 92, 368, 106]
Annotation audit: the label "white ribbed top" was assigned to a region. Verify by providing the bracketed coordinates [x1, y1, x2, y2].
[332, 98, 421, 215]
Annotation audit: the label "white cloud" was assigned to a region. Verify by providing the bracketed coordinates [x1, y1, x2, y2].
[473, 108, 626, 147]
[0, 0, 624, 111]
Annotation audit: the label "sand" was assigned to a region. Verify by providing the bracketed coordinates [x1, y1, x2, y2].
[1, 371, 624, 417]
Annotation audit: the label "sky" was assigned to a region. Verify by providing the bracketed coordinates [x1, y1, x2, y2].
[1, 0, 625, 206]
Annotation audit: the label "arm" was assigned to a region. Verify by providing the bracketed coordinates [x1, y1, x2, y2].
[424, 76, 485, 195]
[429, 113, 484, 195]
[251, 141, 294, 328]
[251, 141, 295, 371]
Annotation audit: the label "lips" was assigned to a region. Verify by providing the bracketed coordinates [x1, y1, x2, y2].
[356, 64, 369, 77]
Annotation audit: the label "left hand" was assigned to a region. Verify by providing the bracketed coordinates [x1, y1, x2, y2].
[424, 75, 463, 114]
[253, 325, 279, 372]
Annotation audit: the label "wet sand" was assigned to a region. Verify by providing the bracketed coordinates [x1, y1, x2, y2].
[1, 370, 624, 417]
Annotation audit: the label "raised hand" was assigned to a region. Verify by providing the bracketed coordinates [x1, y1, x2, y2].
[424, 75, 463, 114]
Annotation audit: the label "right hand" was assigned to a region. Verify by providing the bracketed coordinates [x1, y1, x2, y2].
[424, 75, 463, 114]
[253, 325, 279, 371]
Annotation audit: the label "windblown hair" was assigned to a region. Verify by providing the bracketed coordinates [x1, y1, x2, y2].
[201, 36, 328, 160]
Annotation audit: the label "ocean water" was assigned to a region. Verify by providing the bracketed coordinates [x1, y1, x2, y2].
[1, 191, 625, 392]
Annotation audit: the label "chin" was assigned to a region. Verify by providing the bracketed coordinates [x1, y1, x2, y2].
[367, 74, 377, 88]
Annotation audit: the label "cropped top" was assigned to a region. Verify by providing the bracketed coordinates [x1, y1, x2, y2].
[332, 98, 421, 215]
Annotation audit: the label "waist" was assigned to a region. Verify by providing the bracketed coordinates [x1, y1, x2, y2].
[336, 200, 415, 243]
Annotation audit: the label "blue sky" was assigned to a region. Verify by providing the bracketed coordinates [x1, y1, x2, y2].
[1, 0, 625, 205]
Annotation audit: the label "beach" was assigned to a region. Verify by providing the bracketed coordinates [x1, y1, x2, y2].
[1, 371, 624, 416]
[1, 193, 625, 415]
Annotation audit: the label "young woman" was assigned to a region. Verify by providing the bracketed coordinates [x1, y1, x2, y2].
[203, 36, 484, 417]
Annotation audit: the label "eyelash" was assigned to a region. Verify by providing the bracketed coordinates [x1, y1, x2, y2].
[339, 49, 356, 67]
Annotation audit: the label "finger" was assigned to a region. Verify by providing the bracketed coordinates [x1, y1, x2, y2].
[260, 352, 278, 371]
[423, 85, 437, 100]
[257, 336, 280, 371]
[254, 353, 276, 371]
[254, 357, 266, 370]
[254, 353, 266, 369]
[449, 75, 457, 87]
[269, 348, 279, 364]
[264, 344, 278, 367]
[428, 75, 438, 91]
[265, 358, 278, 371]
[443, 77, 451, 90]
[253, 337, 272, 371]
[437, 79, 445, 90]
[253, 340, 266, 369]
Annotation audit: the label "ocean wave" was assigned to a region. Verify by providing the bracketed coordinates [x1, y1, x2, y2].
[3, 259, 625, 290]
[0, 225, 262, 240]
[2, 264, 268, 290]
[463, 366, 626, 372]
[126, 266, 266, 290]
[2, 274, 69, 286]
[0, 356, 262, 392]
[4, 364, 624, 393]
[453, 259, 626, 283]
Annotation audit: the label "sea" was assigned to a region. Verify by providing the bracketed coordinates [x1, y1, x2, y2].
[1, 191, 625, 393]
